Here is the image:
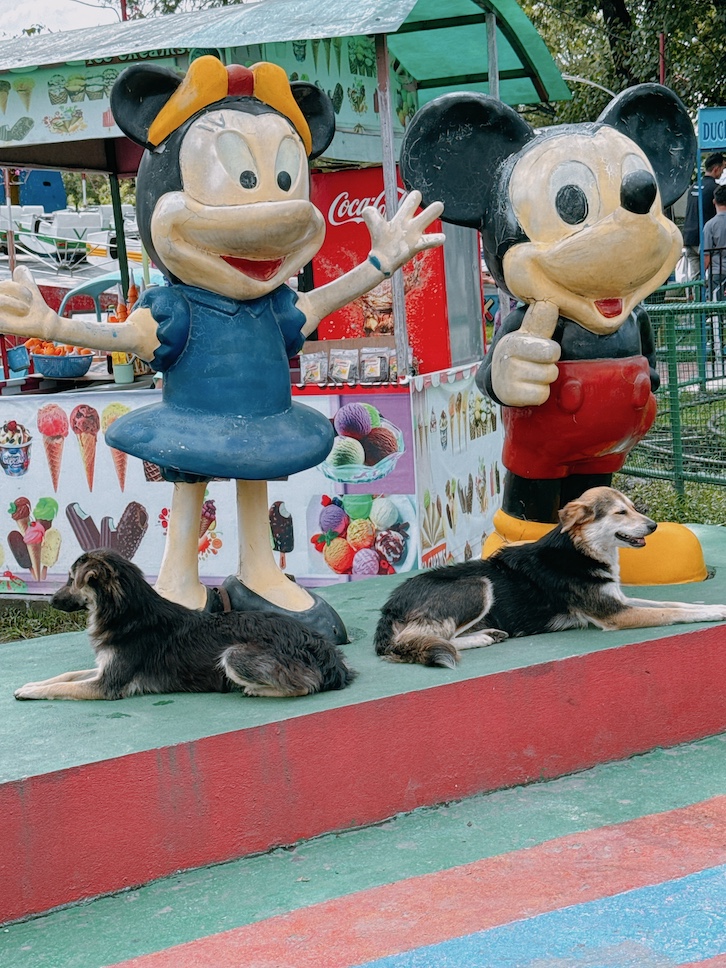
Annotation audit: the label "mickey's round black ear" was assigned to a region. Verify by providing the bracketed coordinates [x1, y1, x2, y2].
[291, 82, 335, 159]
[111, 64, 182, 150]
[400, 92, 534, 228]
[598, 84, 696, 207]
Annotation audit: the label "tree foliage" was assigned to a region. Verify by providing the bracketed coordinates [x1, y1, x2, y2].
[520, 0, 726, 125]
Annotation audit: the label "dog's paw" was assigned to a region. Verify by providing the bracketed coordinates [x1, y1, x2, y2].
[485, 629, 509, 644]
[15, 683, 46, 700]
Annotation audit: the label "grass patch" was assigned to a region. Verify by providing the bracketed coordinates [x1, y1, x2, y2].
[615, 474, 726, 526]
[0, 604, 86, 645]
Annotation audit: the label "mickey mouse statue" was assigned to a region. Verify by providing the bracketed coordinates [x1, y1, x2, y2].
[401, 84, 704, 583]
[0, 56, 443, 637]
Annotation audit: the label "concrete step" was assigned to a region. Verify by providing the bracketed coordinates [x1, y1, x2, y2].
[2, 525, 726, 925]
[3, 732, 726, 967]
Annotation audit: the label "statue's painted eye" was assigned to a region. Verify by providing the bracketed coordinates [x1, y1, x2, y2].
[548, 160, 600, 230]
[217, 131, 259, 190]
[275, 137, 302, 193]
[555, 184, 588, 224]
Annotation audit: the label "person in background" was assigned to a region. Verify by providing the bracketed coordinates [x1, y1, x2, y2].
[704, 184, 726, 302]
[682, 152, 725, 281]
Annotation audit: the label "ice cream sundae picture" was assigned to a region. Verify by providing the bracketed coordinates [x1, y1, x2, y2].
[321, 402, 404, 484]
[6, 495, 62, 583]
[309, 493, 414, 577]
[0, 420, 32, 478]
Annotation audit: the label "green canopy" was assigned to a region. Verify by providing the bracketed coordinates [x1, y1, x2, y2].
[0, 0, 569, 173]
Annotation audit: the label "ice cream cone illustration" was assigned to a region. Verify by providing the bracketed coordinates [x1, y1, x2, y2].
[101, 403, 131, 490]
[333, 37, 343, 73]
[12, 77, 35, 111]
[37, 403, 69, 491]
[199, 498, 216, 539]
[33, 497, 59, 532]
[23, 521, 45, 581]
[0, 80, 9, 114]
[8, 496, 31, 535]
[311, 38, 321, 71]
[70, 404, 100, 491]
[323, 37, 332, 72]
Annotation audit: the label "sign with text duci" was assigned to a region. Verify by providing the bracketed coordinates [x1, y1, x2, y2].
[698, 107, 726, 150]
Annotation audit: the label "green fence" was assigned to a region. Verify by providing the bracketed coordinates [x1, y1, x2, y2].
[623, 282, 726, 495]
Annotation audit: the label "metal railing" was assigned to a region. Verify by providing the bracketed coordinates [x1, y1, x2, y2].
[623, 283, 726, 495]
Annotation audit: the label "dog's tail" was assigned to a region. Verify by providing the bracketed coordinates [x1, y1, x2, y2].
[374, 612, 458, 669]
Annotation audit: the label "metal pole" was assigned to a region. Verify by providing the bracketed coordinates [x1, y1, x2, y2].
[109, 171, 129, 299]
[665, 310, 685, 498]
[3, 168, 17, 274]
[486, 12, 510, 330]
[375, 33, 410, 378]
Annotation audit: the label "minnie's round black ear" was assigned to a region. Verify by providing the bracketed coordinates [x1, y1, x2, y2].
[598, 84, 696, 207]
[400, 92, 535, 228]
[291, 82, 336, 159]
[111, 64, 183, 149]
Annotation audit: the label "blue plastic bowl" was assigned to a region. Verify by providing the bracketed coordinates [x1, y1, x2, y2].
[32, 353, 93, 379]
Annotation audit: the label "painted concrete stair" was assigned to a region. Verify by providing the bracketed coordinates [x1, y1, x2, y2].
[2, 525, 726, 926]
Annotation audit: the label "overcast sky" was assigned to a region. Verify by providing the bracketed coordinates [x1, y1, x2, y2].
[0, 1, 118, 40]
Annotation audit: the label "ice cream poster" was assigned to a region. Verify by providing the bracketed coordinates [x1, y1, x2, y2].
[410, 366, 505, 568]
[0, 390, 240, 594]
[273, 389, 419, 583]
[0, 388, 422, 594]
[0, 54, 188, 149]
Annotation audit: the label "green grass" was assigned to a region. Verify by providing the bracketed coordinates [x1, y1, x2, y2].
[0, 604, 86, 644]
[615, 474, 726, 526]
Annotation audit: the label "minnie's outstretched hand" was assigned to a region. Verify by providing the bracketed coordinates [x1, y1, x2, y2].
[0, 266, 59, 340]
[364, 190, 445, 278]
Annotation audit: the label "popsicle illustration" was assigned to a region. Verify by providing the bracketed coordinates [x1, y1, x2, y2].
[269, 500, 294, 569]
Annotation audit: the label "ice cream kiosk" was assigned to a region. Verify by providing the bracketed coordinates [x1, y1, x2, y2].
[0, 0, 571, 603]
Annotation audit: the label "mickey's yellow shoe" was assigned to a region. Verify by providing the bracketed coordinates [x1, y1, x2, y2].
[482, 510, 707, 585]
[618, 521, 707, 585]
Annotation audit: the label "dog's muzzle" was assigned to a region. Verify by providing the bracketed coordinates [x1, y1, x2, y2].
[50, 586, 87, 612]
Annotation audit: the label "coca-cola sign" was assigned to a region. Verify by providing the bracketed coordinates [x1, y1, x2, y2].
[327, 186, 407, 226]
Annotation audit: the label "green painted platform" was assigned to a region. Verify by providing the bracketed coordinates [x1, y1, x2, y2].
[3, 523, 726, 786]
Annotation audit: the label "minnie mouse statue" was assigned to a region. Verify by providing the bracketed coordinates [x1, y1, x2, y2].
[0, 56, 444, 640]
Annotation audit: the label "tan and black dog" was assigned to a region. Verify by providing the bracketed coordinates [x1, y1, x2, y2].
[374, 487, 726, 668]
[15, 550, 356, 701]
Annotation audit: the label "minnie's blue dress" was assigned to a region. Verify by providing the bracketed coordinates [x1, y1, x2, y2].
[105, 283, 334, 481]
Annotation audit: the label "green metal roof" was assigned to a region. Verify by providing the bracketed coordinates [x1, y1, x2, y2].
[0, 0, 570, 106]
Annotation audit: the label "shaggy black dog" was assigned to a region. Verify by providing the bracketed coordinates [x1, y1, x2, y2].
[15, 549, 356, 700]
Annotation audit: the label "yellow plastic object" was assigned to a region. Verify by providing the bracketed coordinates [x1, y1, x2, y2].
[619, 522, 708, 585]
[482, 509, 554, 557]
[483, 510, 707, 585]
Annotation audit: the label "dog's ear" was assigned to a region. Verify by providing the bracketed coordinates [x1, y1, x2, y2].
[78, 562, 100, 585]
[559, 500, 596, 533]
